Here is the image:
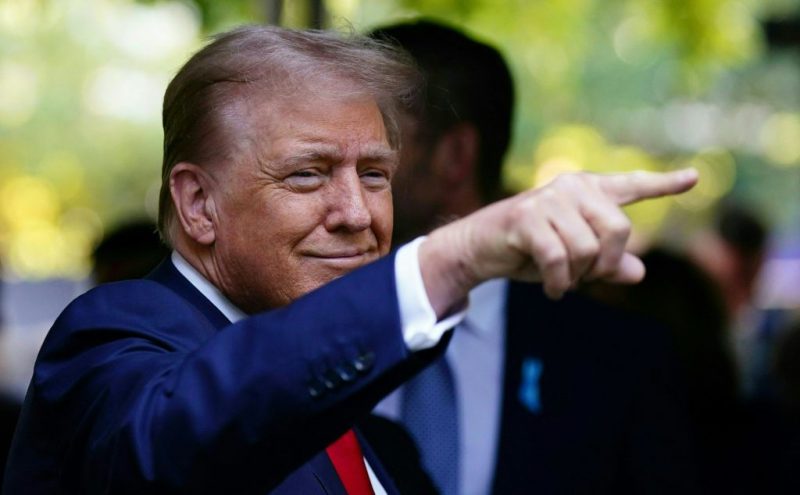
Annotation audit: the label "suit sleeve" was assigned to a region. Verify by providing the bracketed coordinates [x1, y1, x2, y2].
[18, 254, 441, 494]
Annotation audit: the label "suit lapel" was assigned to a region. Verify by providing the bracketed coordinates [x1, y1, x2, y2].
[146, 258, 392, 495]
[356, 427, 401, 495]
[308, 451, 347, 495]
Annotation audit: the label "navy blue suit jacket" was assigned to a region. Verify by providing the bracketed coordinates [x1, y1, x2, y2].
[490, 282, 698, 494]
[4, 253, 442, 494]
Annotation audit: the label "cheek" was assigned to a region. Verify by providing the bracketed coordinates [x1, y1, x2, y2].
[253, 192, 326, 241]
[370, 191, 394, 252]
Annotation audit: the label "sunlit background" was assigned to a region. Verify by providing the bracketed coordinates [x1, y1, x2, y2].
[3, 0, 800, 279]
[2, 0, 800, 391]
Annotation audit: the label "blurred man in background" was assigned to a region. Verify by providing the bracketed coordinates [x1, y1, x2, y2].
[91, 219, 170, 285]
[689, 204, 771, 399]
[372, 20, 698, 495]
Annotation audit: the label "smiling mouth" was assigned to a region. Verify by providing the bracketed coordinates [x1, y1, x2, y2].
[307, 248, 375, 258]
[315, 254, 365, 259]
[305, 250, 376, 267]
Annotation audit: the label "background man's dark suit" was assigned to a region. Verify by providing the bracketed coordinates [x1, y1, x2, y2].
[370, 20, 697, 494]
[4, 255, 440, 494]
[491, 282, 695, 494]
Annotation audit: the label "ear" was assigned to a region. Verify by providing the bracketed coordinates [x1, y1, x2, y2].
[169, 162, 217, 245]
[430, 122, 480, 186]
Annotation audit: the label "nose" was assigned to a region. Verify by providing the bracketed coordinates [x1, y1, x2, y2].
[324, 168, 372, 233]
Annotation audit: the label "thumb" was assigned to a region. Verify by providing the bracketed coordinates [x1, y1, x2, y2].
[604, 253, 646, 284]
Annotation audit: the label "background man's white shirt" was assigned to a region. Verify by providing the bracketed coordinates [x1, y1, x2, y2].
[375, 279, 508, 495]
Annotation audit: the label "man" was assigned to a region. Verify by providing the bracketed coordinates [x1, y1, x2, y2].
[3, 25, 696, 494]
[92, 220, 170, 284]
[372, 20, 698, 494]
[688, 204, 770, 399]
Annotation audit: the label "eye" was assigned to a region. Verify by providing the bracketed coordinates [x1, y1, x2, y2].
[285, 169, 325, 191]
[360, 169, 391, 189]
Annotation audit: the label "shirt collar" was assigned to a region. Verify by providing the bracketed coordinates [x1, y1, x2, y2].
[463, 278, 508, 339]
[171, 251, 247, 323]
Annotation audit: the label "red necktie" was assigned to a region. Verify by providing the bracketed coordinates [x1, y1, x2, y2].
[325, 429, 375, 495]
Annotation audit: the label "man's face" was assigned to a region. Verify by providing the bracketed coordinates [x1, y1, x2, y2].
[209, 90, 396, 312]
[391, 113, 442, 245]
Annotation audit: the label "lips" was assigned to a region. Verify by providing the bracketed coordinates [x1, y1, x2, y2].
[305, 247, 375, 259]
[304, 249, 377, 270]
[312, 252, 365, 259]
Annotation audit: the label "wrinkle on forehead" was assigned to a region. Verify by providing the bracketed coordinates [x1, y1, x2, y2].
[283, 141, 397, 160]
[212, 82, 397, 183]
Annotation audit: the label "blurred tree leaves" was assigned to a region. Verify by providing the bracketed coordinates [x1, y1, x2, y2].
[136, 0, 264, 30]
[3, 0, 800, 278]
[134, 0, 325, 30]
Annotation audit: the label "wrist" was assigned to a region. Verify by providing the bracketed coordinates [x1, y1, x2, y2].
[418, 223, 478, 318]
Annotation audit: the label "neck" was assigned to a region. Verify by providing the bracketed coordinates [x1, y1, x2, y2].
[173, 237, 224, 295]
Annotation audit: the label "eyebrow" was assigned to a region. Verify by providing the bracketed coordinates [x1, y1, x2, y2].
[275, 142, 398, 168]
[358, 144, 398, 166]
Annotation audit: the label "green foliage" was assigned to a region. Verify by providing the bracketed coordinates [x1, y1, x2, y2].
[3, 0, 800, 277]
[335, 0, 800, 238]
[137, 0, 264, 31]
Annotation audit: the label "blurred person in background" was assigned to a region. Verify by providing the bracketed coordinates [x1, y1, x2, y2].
[688, 203, 771, 399]
[748, 321, 800, 495]
[0, 220, 166, 484]
[3, 24, 697, 495]
[584, 248, 744, 495]
[91, 219, 170, 285]
[739, 318, 800, 495]
[688, 195, 800, 495]
[371, 19, 697, 495]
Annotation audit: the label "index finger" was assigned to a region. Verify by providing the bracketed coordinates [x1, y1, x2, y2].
[598, 168, 699, 206]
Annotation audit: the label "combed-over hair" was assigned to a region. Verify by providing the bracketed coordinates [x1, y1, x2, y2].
[157, 25, 421, 245]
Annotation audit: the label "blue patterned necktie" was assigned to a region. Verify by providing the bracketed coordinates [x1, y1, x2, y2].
[402, 355, 459, 495]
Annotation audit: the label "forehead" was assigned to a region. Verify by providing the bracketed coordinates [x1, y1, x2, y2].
[236, 82, 391, 155]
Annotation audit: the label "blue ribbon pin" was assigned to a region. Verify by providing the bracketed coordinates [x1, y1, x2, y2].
[518, 357, 543, 413]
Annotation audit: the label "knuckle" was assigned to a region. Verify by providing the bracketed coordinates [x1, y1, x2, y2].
[509, 197, 535, 224]
[553, 173, 581, 191]
[553, 172, 599, 199]
[607, 217, 631, 238]
[576, 238, 600, 259]
[535, 186, 559, 204]
[541, 246, 567, 268]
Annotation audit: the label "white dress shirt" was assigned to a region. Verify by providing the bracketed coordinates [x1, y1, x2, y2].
[374, 279, 508, 495]
[171, 236, 466, 494]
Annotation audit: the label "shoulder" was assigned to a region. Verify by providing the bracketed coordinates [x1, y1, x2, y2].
[62, 278, 184, 313]
[40, 280, 216, 360]
[57, 280, 203, 330]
